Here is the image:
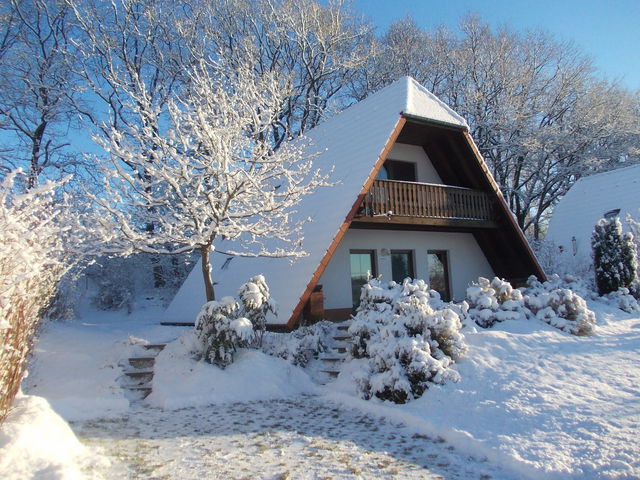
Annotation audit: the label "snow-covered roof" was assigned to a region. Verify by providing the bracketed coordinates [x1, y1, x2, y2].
[164, 77, 469, 325]
[546, 164, 640, 258]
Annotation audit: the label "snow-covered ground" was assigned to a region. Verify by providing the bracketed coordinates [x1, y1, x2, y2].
[2, 297, 639, 479]
[73, 395, 509, 480]
[331, 301, 640, 479]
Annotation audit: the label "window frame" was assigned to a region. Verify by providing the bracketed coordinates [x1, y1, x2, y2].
[349, 249, 378, 310]
[390, 249, 415, 283]
[427, 249, 451, 302]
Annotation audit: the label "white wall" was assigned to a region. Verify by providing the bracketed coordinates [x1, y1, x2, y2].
[546, 164, 640, 260]
[318, 228, 494, 309]
[387, 143, 442, 184]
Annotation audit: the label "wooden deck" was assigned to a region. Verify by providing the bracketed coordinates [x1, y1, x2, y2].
[353, 179, 499, 228]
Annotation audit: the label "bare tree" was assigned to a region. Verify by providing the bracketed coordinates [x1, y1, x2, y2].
[68, 0, 203, 285]
[202, 0, 373, 147]
[89, 60, 330, 301]
[67, 0, 197, 149]
[0, 0, 81, 187]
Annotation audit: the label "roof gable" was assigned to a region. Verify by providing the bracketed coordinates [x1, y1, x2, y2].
[164, 77, 536, 326]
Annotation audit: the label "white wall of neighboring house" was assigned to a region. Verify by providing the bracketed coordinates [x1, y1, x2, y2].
[546, 164, 640, 269]
[318, 228, 495, 309]
[386, 143, 443, 184]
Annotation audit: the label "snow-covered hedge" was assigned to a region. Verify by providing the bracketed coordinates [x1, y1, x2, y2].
[602, 288, 640, 314]
[262, 321, 333, 367]
[348, 278, 466, 404]
[464, 276, 597, 336]
[523, 276, 596, 336]
[465, 277, 527, 328]
[0, 172, 90, 423]
[464, 275, 596, 336]
[194, 276, 275, 368]
[84, 253, 197, 312]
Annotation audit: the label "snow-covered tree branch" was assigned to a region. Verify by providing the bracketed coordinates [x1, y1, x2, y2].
[90, 60, 331, 301]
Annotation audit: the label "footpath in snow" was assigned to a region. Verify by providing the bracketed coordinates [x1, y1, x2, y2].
[73, 395, 509, 480]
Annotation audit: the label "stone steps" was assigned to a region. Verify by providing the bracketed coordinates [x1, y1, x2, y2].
[316, 321, 351, 383]
[121, 343, 166, 400]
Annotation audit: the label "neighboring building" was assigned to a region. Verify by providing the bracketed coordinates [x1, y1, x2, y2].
[165, 77, 544, 329]
[546, 164, 640, 267]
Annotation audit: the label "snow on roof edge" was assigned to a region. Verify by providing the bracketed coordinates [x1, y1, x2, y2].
[402, 77, 468, 129]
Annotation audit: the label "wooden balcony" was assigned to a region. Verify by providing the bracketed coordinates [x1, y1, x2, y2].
[353, 179, 499, 229]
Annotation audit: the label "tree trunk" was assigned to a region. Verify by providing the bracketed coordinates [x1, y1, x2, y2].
[200, 245, 215, 302]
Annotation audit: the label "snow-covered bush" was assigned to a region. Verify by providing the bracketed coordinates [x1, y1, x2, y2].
[524, 276, 596, 336]
[0, 172, 91, 423]
[465, 275, 597, 336]
[262, 321, 333, 367]
[348, 278, 466, 404]
[592, 217, 638, 295]
[194, 297, 254, 368]
[627, 214, 640, 299]
[238, 275, 276, 346]
[193, 276, 275, 368]
[465, 277, 528, 328]
[530, 273, 596, 300]
[602, 288, 640, 313]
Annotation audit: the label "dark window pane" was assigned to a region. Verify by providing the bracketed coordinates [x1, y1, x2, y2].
[392, 161, 416, 181]
[350, 251, 375, 309]
[384, 160, 416, 182]
[391, 251, 414, 283]
[428, 250, 451, 301]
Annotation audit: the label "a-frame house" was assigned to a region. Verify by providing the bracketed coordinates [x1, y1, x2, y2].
[165, 77, 545, 329]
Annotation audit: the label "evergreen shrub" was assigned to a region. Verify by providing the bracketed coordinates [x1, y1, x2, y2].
[592, 217, 637, 295]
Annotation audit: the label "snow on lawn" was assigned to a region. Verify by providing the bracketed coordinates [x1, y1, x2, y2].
[330, 300, 640, 480]
[0, 393, 106, 480]
[147, 332, 320, 409]
[22, 304, 177, 421]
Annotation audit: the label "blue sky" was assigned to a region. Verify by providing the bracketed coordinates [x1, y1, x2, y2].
[354, 0, 640, 91]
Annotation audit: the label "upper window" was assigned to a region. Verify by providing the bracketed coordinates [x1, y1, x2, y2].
[376, 160, 416, 182]
[391, 250, 415, 283]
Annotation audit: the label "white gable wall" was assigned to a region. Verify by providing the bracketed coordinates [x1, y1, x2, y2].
[318, 228, 494, 308]
[386, 143, 442, 184]
[546, 164, 640, 265]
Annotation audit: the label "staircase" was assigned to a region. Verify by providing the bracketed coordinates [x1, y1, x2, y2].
[121, 343, 166, 400]
[316, 321, 351, 384]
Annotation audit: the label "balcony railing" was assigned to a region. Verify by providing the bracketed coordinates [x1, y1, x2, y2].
[358, 179, 497, 223]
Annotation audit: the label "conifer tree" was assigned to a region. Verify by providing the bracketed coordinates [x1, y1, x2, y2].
[592, 217, 638, 295]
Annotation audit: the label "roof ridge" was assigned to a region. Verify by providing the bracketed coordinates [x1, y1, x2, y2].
[575, 164, 640, 185]
[402, 76, 468, 128]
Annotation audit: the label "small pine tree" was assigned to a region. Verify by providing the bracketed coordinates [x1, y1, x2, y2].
[592, 217, 638, 295]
